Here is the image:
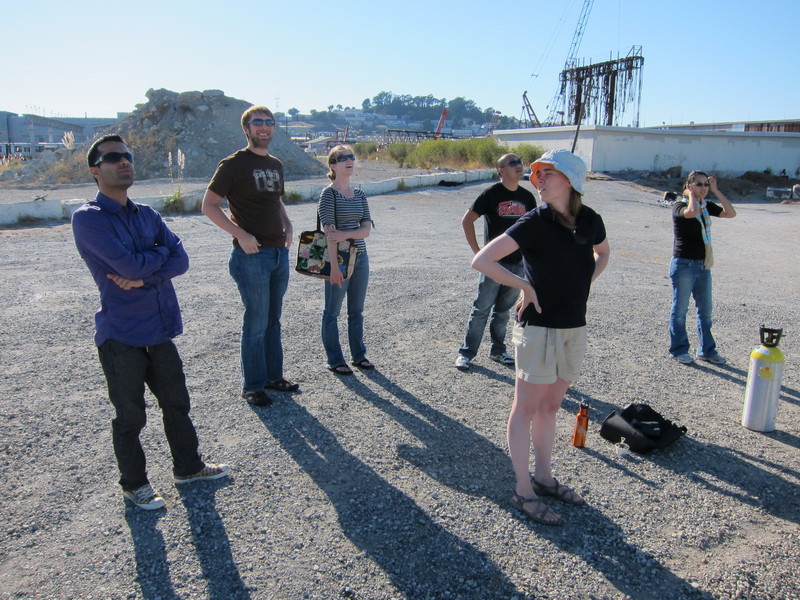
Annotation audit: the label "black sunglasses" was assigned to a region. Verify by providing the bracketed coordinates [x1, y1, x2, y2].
[692, 182, 710, 187]
[505, 159, 523, 167]
[335, 154, 356, 163]
[249, 118, 276, 127]
[93, 151, 134, 166]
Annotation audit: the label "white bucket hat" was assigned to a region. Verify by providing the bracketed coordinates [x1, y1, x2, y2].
[530, 149, 588, 195]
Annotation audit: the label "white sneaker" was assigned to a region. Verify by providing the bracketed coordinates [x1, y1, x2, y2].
[672, 353, 694, 364]
[697, 353, 727, 365]
[489, 351, 515, 366]
[454, 355, 471, 371]
[174, 463, 231, 485]
[123, 484, 166, 510]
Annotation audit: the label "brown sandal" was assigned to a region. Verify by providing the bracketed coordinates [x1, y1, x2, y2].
[511, 492, 562, 525]
[531, 477, 585, 505]
[327, 364, 353, 376]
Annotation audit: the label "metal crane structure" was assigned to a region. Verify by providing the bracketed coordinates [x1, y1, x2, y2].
[520, 91, 541, 128]
[524, 0, 645, 129]
[434, 108, 449, 139]
[543, 0, 596, 125]
[557, 46, 644, 127]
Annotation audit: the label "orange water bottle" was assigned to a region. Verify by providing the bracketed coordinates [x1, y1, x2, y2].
[572, 402, 589, 447]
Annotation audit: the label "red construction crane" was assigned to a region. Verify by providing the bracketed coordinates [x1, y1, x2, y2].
[434, 108, 449, 139]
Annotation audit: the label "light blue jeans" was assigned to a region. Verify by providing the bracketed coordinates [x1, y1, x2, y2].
[229, 246, 289, 391]
[322, 252, 369, 367]
[669, 257, 716, 358]
[458, 261, 523, 359]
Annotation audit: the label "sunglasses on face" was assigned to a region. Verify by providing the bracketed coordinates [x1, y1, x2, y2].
[249, 118, 276, 127]
[505, 159, 523, 167]
[93, 151, 134, 166]
[334, 154, 356, 163]
[693, 182, 710, 187]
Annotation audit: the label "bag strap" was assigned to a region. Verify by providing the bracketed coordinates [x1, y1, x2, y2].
[318, 186, 339, 231]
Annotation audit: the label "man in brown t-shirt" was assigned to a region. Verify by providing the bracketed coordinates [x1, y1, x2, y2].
[202, 106, 297, 406]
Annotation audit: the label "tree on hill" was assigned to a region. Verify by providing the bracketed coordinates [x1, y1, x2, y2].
[365, 91, 494, 124]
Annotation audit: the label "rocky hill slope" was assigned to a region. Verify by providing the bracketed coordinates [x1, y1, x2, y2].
[2, 88, 328, 185]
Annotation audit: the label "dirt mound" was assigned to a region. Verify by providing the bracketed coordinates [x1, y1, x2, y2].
[2, 89, 327, 185]
[117, 89, 327, 180]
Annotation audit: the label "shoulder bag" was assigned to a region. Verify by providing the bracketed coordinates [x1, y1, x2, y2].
[295, 196, 357, 280]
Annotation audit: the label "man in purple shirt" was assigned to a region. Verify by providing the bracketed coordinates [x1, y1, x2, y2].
[72, 134, 229, 510]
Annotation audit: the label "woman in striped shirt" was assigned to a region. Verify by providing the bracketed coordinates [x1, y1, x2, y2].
[318, 145, 374, 375]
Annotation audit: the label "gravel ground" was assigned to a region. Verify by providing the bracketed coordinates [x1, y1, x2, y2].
[1, 176, 798, 600]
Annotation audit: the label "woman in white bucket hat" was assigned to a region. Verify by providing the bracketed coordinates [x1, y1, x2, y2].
[472, 149, 610, 524]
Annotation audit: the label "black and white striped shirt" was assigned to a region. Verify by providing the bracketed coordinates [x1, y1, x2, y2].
[318, 187, 373, 253]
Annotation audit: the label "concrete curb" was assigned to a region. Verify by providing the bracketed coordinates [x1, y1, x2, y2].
[1, 169, 496, 227]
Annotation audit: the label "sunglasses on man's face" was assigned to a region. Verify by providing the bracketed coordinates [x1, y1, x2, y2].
[335, 154, 356, 163]
[93, 151, 134, 166]
[249, 118, 276, 127]
[505, 159, 523, 167]
[693, 182, 710, 187]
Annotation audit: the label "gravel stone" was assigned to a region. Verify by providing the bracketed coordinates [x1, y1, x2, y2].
[0, 173, 797, 599]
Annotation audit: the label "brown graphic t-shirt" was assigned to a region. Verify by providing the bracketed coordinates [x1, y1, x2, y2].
[208, 149, 286, 248]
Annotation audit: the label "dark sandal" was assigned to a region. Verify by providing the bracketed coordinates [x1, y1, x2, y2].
[532, 477, 585, 505]
[352, 359, 375, 370]
[266, 378, 299, 392]
[511, 492, 562, 525]
[327, 364, 353, 376]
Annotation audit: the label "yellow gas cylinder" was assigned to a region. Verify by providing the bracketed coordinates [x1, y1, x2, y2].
[742, 327, 785, 432]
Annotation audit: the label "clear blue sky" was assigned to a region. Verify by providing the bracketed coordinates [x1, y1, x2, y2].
[3, 0, 796, 127]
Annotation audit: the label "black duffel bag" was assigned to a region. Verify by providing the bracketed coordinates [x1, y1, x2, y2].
[599, 403, 687, 454]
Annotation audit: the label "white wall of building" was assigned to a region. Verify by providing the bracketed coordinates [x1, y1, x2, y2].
[492, 125, 800, 176]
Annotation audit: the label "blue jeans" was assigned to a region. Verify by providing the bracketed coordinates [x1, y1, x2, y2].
[669, 257, 717, 357]
[322, 252, 369, 367]
[229, 246, 289, 391]
[98, 339, 204, 491]
[458, 261, 523, 359]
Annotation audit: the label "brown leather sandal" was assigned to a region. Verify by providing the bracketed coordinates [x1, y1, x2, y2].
[532, 477, 585, 505]
[511, 492, 562, 525]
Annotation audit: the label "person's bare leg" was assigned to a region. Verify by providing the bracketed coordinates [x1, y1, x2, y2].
[508, 378, 567, 496]
[530, 377, 570, 483]
[507, 378, 564, 523]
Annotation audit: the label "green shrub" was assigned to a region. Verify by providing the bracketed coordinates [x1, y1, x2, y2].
[284, 190, 305, 204]
[374, 138, 544, 171]
[514, 143, 546, 165]
[353, 141, 378, 159]
[162, 186, 184, 215]
[386, 142, 413, 166]
[401, 137, 508, 169]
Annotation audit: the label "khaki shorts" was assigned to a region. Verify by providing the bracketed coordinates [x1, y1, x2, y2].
[512, 324, 588, 384]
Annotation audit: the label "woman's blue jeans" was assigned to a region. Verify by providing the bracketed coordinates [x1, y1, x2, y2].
[669, 257, 716, 358]
[229, 246, 289, 391]
[322, 252, 369, 367]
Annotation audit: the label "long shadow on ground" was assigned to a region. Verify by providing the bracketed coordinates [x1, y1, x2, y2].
[124, 508, 176, 600]
[567, 388, 800, 523]
[348, 370, 708, 600]
[256, 398, 520, 599]
[176, 478, 250, 600]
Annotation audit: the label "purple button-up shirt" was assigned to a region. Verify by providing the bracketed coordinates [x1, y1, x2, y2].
[72, 193, 189, 347]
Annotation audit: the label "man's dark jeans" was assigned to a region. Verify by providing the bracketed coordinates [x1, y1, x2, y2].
[98, 339, 204, 491]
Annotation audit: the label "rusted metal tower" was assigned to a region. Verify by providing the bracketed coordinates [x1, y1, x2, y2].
[555, 46, 645, 127]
